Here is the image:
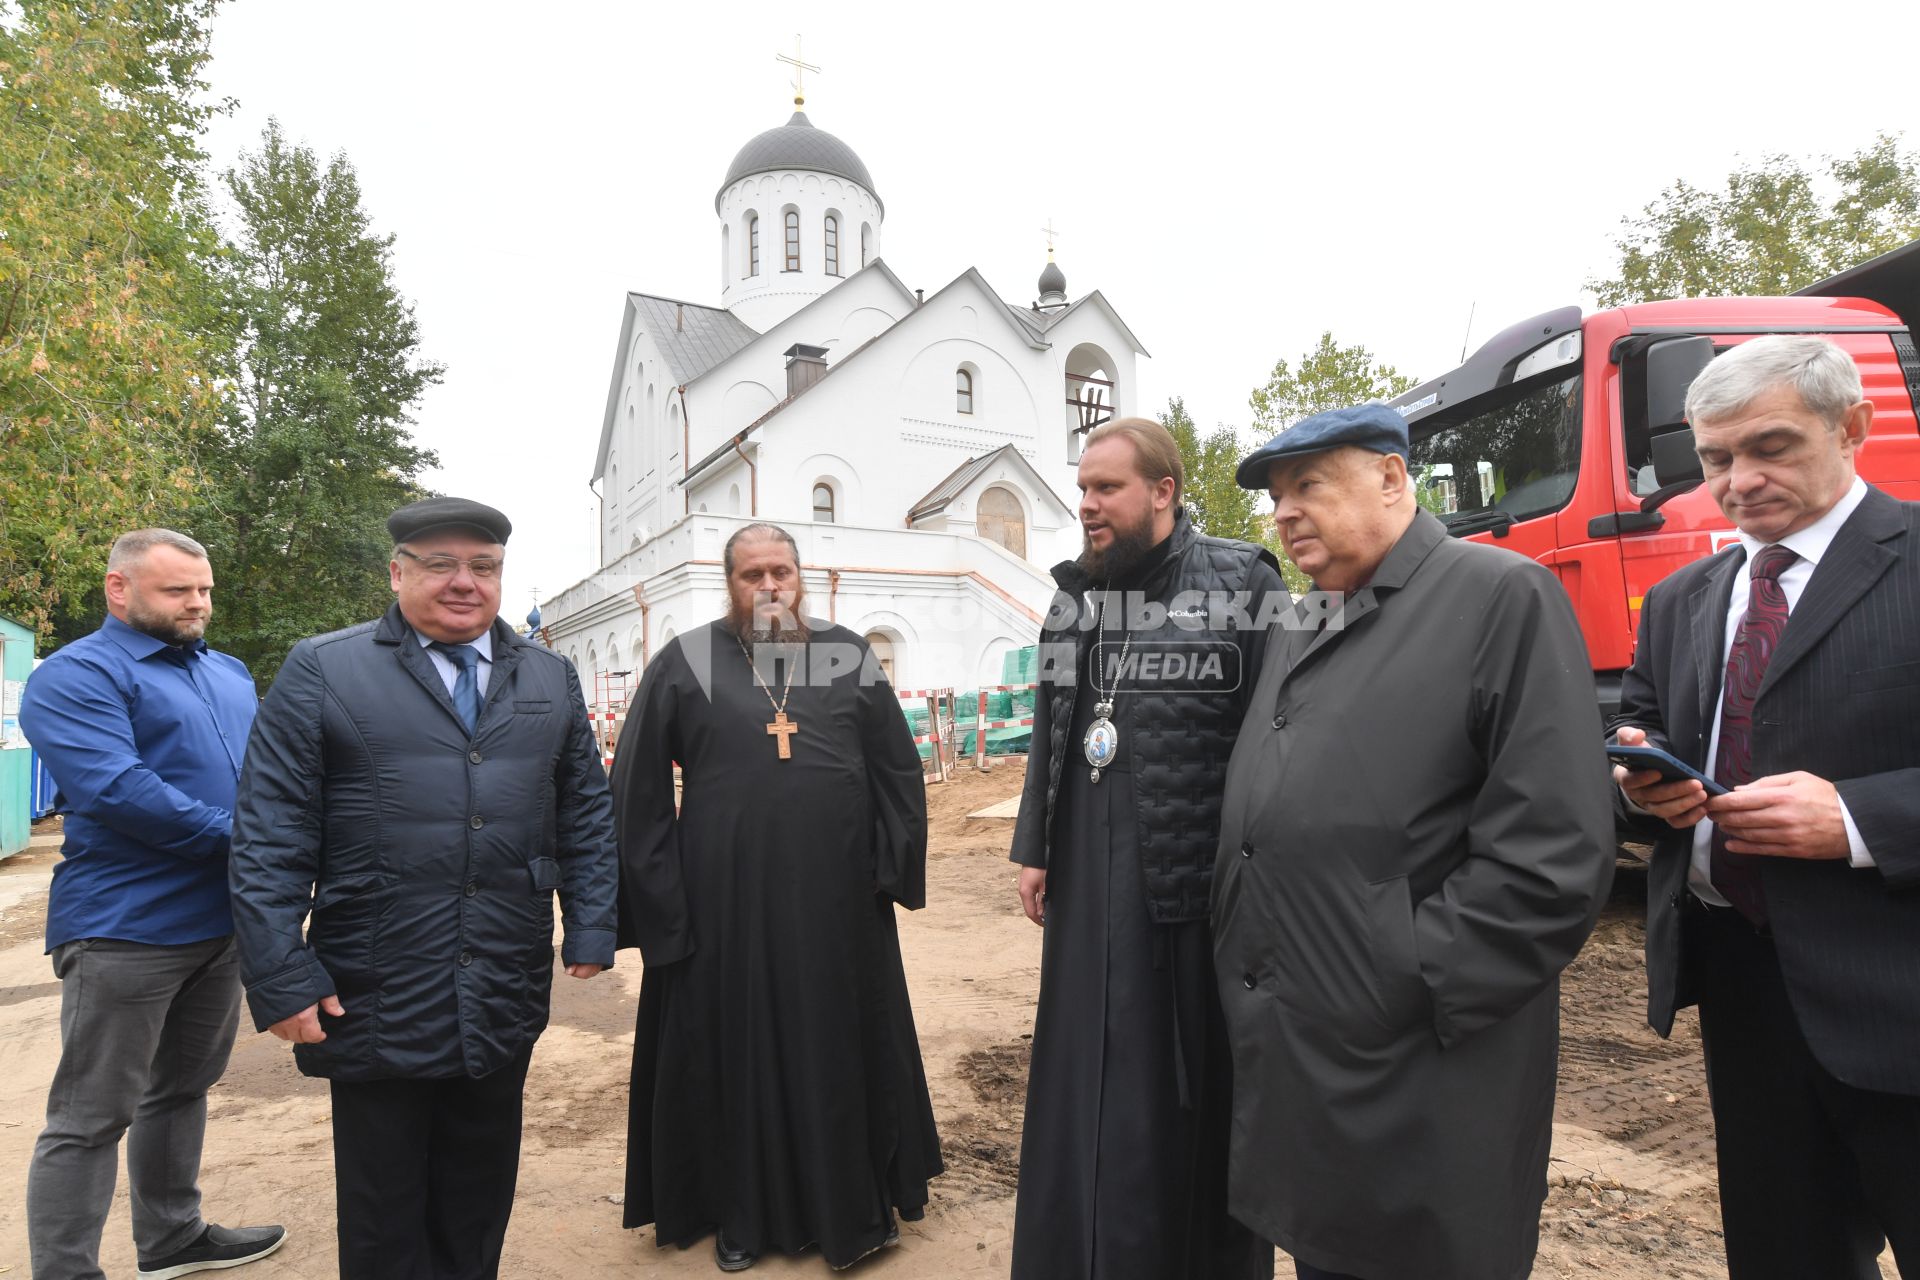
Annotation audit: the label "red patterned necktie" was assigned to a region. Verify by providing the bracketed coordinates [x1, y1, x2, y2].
[1710, 543, 1798, 924]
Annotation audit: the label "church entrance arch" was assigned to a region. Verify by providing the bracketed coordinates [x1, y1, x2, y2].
[863, 630, 899, 686]
[977, 485, 1028, 560]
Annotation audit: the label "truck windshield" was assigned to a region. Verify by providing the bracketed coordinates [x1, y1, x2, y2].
[1409, 371, 1583, 529]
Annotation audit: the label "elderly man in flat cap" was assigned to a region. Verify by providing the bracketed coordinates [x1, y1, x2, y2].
[1209, 406, 1614, 1280]
[230, 497, 618, 1279]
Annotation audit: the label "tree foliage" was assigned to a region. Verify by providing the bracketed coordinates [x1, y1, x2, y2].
[196, 120, 441, 682]
[1589, 134, 1920, 305]
[1160, 396, 1308, 593]
[0, 0, 228, 637]
[1249, 330, 1417, 438]
[1160, 396, 1263, 544]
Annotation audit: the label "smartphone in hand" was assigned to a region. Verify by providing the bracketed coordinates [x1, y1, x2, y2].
[1606, 744, 1729, 797]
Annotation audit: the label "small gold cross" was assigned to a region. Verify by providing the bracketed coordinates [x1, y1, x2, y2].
[776, 35, 821, 108]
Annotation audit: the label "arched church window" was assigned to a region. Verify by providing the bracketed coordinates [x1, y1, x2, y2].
[860, 223, 872, 268]
[978, 485, 1028, 560]
[956, 368, 975, 415]
[721, 224, 730, 281]
[812, 483, 836, 523]
[747, 214, 760, 276]
[824, 215, 840, 276]
[784, 210, 801, 272]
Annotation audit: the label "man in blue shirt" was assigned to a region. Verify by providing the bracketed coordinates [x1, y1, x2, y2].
[20, 529, 287, 1280]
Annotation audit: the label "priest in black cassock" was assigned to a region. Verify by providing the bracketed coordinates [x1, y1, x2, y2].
[1011, 419, 1285, 1280]
[612, 522, 942, 1274]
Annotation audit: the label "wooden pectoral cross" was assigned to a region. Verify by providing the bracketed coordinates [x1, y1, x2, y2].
[766, 711, 799, 760]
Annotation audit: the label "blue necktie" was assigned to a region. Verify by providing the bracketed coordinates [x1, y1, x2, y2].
[430, 642, 483, 733]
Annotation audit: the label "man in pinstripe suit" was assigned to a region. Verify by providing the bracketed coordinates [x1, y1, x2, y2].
[1611, 335, 1920, 1279]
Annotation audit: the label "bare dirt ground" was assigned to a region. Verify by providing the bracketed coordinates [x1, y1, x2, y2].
[0, 770, 1899, 1278]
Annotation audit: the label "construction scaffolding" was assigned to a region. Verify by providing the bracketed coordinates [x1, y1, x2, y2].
[589, 669, 636, 769]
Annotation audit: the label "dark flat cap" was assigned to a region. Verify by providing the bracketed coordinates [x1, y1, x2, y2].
[1235, 403, 1411, 488]
[387, 497, 512, 545]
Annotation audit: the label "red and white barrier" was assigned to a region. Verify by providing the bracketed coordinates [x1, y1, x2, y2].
[972, 684, 1039, 768]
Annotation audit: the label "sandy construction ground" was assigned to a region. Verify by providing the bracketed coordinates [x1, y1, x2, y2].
[0, 761, 1899, 1278]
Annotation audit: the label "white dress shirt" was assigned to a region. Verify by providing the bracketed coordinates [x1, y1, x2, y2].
[417, 629, 494, 699]
[1686, 476, 1874, 904]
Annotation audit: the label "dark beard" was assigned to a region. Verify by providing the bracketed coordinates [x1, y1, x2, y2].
[726, 593, 810, 646]
[1077, 518, 1158, 582]
[126, 610, 206, 647]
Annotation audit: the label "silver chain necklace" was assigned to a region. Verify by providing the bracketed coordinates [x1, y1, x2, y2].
[1083, 586, 1132, 784]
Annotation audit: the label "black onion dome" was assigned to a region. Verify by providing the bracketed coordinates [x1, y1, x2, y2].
[715, 112, 882, 214]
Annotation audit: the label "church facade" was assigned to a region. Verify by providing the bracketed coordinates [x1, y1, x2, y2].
[539, 100, 1147, 702]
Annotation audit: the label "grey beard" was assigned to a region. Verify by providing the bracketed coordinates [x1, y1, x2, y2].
[727, 601, 809, 646]
[749, 620, 809, 645]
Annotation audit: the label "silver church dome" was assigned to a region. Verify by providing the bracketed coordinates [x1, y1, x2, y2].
[715, 112, 882, 214]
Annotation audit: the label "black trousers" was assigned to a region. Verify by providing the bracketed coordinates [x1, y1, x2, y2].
[1693, 905, 1920, 1280]
[328, 1045, 534, 1280]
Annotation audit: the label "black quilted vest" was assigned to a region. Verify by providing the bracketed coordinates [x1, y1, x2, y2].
[1035, 511, 1282, 923]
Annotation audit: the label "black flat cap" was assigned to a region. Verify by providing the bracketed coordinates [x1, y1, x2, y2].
[387, 497, 512, 545]
[1235, 403, 1411, 488]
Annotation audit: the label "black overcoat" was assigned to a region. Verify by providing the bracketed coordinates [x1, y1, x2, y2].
[230, 606, 618, 1081]
[1211, 512, 1614, 1280]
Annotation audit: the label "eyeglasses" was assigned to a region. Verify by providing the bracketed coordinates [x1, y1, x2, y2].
[397, 549, 504, 580]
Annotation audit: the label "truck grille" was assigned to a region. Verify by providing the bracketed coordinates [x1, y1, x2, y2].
[1895, 332, 1920, 423]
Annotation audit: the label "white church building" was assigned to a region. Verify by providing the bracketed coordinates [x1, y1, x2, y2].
[538, 94, 1148, 700]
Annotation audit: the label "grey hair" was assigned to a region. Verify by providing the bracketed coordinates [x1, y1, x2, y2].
[108, 528, 208, 573]
[722, 522, 801, 575]
[1685, 335, 1863, 430]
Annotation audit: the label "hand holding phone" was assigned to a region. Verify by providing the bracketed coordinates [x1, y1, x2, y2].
[1610, 728, 1719, 829]
[1606, 744, 1728, 797]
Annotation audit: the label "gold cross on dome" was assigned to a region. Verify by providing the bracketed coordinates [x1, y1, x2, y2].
[776, 35, 821, 108]
[1041, 218, 1060, 260]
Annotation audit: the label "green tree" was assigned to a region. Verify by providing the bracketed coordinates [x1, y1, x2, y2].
[1160, 396, 1309, 593]
[1249, 330, 1417, 438]
[0, 0, 229, 638]
[197, 120, 441, 682]
[1160, 396, 1263, 543]
[1589, 134, 1920, 305]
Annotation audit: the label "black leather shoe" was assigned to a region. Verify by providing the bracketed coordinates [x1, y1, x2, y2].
[137, 1224, 287, 1278]
[715, 1228, 756, 1273]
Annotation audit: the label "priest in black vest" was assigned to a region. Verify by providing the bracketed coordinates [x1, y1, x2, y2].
[1010, 418, 1285, 1280]
[613, 522, 942, 1274]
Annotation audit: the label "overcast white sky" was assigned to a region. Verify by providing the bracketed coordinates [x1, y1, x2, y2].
[198, 0, 1920, 616]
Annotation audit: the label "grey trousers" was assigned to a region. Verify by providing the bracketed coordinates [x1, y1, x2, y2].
[27, 935, 242, 1280]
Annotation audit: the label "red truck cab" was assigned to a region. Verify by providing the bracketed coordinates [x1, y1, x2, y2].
[1389, 240, 1920, 718]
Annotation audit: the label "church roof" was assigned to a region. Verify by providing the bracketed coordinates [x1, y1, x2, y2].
[1003, 288, 1151, 356]
[907, 443, 1075, 527]
[593, 292, 760, 482]
[716, 111, 882, 214]
[631, 293, 760, 386]
[909, 444, 1030, 522]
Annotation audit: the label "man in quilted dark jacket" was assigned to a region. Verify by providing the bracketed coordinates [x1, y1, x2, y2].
[229, 497, 617, 1280]
[1010, 418, 1285, 1280]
